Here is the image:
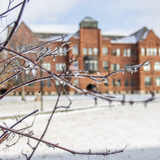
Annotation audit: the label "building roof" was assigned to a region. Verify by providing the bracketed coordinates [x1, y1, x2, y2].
[102, 35, 125, 40]
[79, 17, 98, 28]
[80, 17, 97, 22]
[110, 27, 150, 44]
[130, 27, 149, 41]
[34, 32, 72, 42]
[18, 21, 152, 44]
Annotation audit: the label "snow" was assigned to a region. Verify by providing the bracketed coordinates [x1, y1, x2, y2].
[0, 95, 160, 160]
[142, 30, 149, 39]
[111, 35, 137, 44]
[39, 34, 73, 42]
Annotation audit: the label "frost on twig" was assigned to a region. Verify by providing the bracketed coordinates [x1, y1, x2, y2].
[0, 1, 155, 159]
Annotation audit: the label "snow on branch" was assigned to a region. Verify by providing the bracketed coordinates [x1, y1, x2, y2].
[0, 1, 155, 159]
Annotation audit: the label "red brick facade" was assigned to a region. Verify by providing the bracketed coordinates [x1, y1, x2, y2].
[5, 17, 160, 95]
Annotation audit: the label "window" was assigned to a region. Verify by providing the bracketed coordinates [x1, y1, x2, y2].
[102, 47, 108, 55]
[104, 79, 109, 86]
[150, 48, 153, 56]
[72, 61, 79, 70]
[112, 49, 116, 56]
[42, 63, 51, 70]
[41, 81, 45, 87]
[83, 48, 87, 55]
[124, 49, 131, 57]
[117, 48, 120, 56]
[54, 47, 59, 53]
[111, 64, 120, 71]
[154, 62, 160, 71]
[56, 63, 66, 71]
[156, 77, 160, 86]
[72, 46, 78, 55]
[131, 79, 134, 86]
[93, 48, 98, 55]
[125, 64, 133, 72]
[141, 48, 145, 56]
[112, 79, 116, 86]
[103, 61, 108, 70]
[131, 49, 135, 57]
[125, 64, 132, 68]
[123, 49, 127, 57]
[88, 48, 92, 55]
[145, 77, 151, 86]
[146, 48, 150, 56]
[84, 60, 98, 71]
[73, 79, 79, 86]
[117, 79, 121, 86]
[154, 48, 157, 56]
[47, 80, 51, 87]
[63, 47, 67, 56]
[26, 76, 34, 86]
[58, 47, 67, 56]
[16, 76, 21, 85]
[127, 49, 131, 57]
[59, 47, 63, 56]
[143, 62, 151, 71]
[55, 80, 60, 87]
[125, 79, 129, 86]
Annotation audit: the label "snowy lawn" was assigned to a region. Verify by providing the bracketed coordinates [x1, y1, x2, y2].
[0, 100, 160, 160]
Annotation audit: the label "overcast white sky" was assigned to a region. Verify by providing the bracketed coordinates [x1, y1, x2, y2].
[1, 0, 160, 37]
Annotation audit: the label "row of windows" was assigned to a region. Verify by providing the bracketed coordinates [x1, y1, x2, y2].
[112, 48, 135, 57]
[143, 62, 160, 71]
[13, 44, 160, 58]
[104, 79, 134, 87]
[54, 47, 67, 56]
[41, 62, 160, 73]
[55, 79, 79, 87]
[11, 44, 68, 56]
[72, 47, 134, 57]
[83, 47, 98, 55]
[23, 76, 160, 87]
[145, 77, 160, 86]
[84, 60, 98, 71]
[141, 48, 160, 56]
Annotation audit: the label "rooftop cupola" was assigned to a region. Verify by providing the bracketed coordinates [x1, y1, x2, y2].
[79, 17, 98, 28]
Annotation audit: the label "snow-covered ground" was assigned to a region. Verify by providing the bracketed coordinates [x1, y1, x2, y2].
[0, 94, 160, 160]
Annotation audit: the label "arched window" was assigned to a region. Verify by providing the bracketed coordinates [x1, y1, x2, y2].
[83, 48, 87, 55]
[123, 49, 127, 57]
[150, 48, 154, 56]
[117, 48, 120, 56]
[154, 62, 160, 71]
[146, 48, 150, 56]
[93, 48, 98, 55]
[88, 48, 92, 55]
[154, 48, 157, 56]
[127, 49, 131, 57]
[143, 62, 151, 71]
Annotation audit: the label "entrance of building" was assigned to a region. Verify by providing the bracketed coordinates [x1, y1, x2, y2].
[86, 84, 97, 92]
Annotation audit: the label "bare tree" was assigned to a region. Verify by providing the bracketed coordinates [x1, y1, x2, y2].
[0, 1, 155, 159]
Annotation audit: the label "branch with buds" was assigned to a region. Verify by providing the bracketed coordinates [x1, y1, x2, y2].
[0, 1, 155, 159]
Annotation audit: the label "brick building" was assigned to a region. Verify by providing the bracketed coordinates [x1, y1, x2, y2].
[4, 17, 160, 95]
